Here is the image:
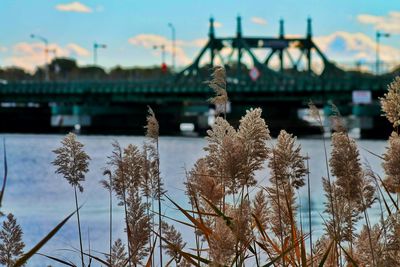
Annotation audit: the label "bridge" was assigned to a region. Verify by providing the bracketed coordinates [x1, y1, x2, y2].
[0, 17, 397, 136]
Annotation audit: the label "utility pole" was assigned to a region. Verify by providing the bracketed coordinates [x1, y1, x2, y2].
[168, 23, 176, 72]
[375, 31, 390, 75]
[93, 42, 107, 65]
[30, 34, 49, 81]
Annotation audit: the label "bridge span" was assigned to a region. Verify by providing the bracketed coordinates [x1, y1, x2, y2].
[0, 17, 397, 136]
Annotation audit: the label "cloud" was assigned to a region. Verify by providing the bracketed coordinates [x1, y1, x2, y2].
[4, 42, 90, 72]
[55, 2, 92, 13]
[66, 43, 90, 57]
[213, 21, 223, 28]
[128, 34, 207, 65]
[357, 11, 400, 34]
[314, 31, 400, 71]
[0, 45, 7, 53]
[251, 17, 267, 25]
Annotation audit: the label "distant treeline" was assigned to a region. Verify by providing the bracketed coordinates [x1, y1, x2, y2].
[1, 57, 399, 82]
[0, 57, 174, 82]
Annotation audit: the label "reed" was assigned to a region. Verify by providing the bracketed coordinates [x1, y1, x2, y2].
[4, 71, 400, 267]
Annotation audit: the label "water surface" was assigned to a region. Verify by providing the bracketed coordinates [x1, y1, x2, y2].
[3, 134, 387, 266]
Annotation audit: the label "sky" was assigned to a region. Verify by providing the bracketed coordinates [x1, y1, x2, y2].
[0, 0, 399, 72]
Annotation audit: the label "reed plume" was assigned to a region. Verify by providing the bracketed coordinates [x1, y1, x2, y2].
[382, 132, 400, 194]
[107, 238, 128, 267]
[53, 132, 90, 267]
[52, 133, 90, 193]
[252, 189, 269, 230]
[237, 108, 270, 189]
[161, 222, 186, 264]
[207, 66, 228, 116]
[145, 106, 159, 140]
[380, 76, 400, 128]
[186, 158, 224, 205]
[100, 169, 113, 267]
[0, 213, 24, 267]
[145, 106, 164, 267]
[267, 130, 307, 262]
[386, 213, 400, 265]
[209, 215, 236, 265]
[107, 141, 133, 265]
[355, 224, 384, 266]
[126, 190, 151, 266]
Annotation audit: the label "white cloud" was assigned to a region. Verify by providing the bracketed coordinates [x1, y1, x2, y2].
[55, 2, 92, 13]
[67, 43, 90, 57]
[213, 21, 223, 28]
[251, 17, 267, 25]
[128, 34, 207, 65]
[357, 11, 400, 34]
[4, 42, 90, 72]
[314, 31, 400, 71]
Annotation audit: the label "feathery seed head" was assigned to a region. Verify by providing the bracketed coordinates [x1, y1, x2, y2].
[308, 101, 322, 125]
[145, 106, 159, 139]
[52, 132, 90, 192]
[330, 132, 363, 202]
[382, 131, 400, 193]
[330, 102, 346, 133]
[0, 213, 25, 266]
[269, 130, 307, 189]
[237, 108, 270, 187]
[380, 76, 400, 128]
[207, 66, 228, 114]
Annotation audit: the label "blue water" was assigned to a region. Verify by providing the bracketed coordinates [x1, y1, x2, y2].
[2, 134, 387, 266]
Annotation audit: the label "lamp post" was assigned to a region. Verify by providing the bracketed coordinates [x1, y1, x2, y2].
[168, 23, 176, 72]
[30, 34, 49, 81]
[93, 42, 107, 65]
[376, 31, 390, 75]
[153, 44, 166, 68]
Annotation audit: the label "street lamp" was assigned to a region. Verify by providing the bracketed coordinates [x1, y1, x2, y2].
[153, 44, 166, 64]
[93, 42, 107, 65]
[30, 34, 49, 81]
[153, 45, 167, 73]
[376, 31, 390, 75]
[168, 23, 176, 72]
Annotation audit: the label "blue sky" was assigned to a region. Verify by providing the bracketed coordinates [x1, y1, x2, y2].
[0, 0, 399, 72]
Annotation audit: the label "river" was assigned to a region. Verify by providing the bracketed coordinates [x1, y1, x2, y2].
[2, 134, 388, 266]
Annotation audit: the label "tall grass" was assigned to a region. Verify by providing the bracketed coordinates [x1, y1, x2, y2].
[1, 72, 400, 266]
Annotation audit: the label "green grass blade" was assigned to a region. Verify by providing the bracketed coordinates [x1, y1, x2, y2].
[261, 239, 302, 267]
[145, 236, 158, 267]
[166, 195, 212, 237]
[81, 251, 110, 266]
[318, 240, 333, 267]
[338, 243, 359, 267]
[300, 235, 307, 267]
[37, 253, 77, 266]
[0, 138, 7, 208]
[13, 210, 76, 267]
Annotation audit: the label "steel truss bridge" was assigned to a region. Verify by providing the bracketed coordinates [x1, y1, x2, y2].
[0, 17, 397, 136]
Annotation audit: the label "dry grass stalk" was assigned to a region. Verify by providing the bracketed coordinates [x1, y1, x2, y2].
[266, 130, 307, 264]
[0, 213, 25, 267]
[53, 132, 90, 267]
[144, 106, 163, 267]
